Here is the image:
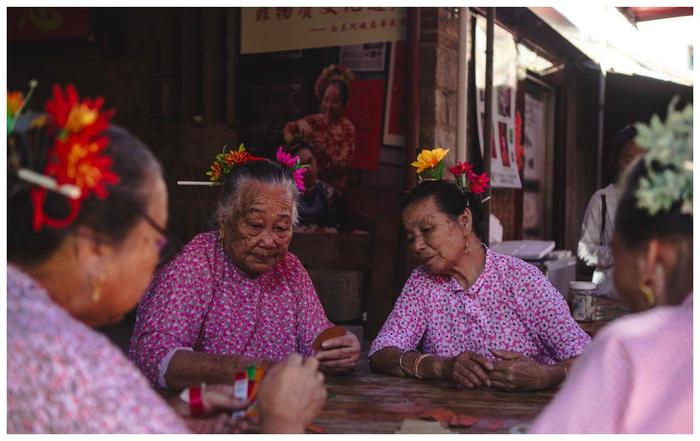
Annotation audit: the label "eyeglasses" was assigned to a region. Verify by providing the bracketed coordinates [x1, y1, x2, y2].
[137, 210, 184, 267]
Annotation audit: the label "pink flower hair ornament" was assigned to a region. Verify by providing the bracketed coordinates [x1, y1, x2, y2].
[275, 147, 308, 193]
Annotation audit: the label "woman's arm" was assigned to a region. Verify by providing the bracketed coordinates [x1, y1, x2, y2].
[129, 235, 252, 389]
[369, 347, 443, 380]
[163, 350, 272, 391]
[370, 347, 495, 389]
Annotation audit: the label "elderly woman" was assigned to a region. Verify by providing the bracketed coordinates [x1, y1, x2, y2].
[369, 179, 591, 391]
[532, 104, 692, 433]
[129, 157, 360, 391]
[7, 85, 326, 434]
[283, 65, 356, 195]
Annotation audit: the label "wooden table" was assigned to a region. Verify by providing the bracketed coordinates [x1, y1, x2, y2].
[311, 356, 557, 434]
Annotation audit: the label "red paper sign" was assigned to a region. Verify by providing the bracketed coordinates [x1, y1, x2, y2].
[8, 8, 90, 40]
[345, 79, 385, 172]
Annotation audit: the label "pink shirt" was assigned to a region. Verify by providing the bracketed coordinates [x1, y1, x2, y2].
[531, 294, 693, 434]
[7, 265, 187, 434]
[129, 231, 334, 387]
[370, 248, 591, 363]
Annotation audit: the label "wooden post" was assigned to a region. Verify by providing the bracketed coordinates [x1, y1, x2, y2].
[482, 8, 494, 245]
[225, 8, 238, 126]
[405, 7, 420, 192]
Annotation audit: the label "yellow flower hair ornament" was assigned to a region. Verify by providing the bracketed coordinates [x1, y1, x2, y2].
[411, 147, 449, 180]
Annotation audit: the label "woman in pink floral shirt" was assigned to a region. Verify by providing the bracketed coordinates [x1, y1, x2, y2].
[130, 159, 360, 391]
[370, 180, 590, 391]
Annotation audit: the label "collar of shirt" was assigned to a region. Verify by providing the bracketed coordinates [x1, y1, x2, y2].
[446, 246, 494, 296]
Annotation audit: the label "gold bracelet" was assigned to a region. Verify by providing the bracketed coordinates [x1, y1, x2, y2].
[399, 349, 420, 376]
[561, 364, 568, 379]
[413, 354, 430, 379]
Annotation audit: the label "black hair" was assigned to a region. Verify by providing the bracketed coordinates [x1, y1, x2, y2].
[289, 140, 315, 157]
[320, 79, 349, 105]
[8, 122, 162, 266]
[401, 180, 483, 240]
[615, 158, 692, 246]
[609, 124, 638, 181]
[217, 159, 299, 225]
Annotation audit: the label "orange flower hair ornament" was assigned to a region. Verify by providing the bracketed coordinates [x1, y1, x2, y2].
[8, 83, 120, 232]
[206, 143, 265, 184]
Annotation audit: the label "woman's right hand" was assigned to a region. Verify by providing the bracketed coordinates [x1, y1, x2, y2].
[440, 351, 494, 389]
[257, 353, 327, 433]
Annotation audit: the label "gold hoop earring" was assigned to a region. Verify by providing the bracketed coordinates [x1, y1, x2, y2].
[463, 238, 471, 256]
[91, 274, 104, 302]
[639, 280, 656, 307]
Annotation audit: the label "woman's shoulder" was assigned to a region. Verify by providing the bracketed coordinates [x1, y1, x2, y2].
[339, 116, 355, 129]
[160, 231, 219, 272]
[596, 300, 692, 352]
[584, 185, 613, 208]
[185, 230, 219, 251]
[9, 303, 126, 386]
[278, 251, 307, 275]
[305, 113, 326, 124]
[487, 249, 543, 279]
[405, 265, 451, 291]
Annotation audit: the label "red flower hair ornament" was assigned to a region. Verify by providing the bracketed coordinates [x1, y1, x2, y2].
[9, 83, 121, 232]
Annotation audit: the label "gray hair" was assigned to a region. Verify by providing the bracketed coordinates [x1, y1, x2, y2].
[216, 160, 299, 227]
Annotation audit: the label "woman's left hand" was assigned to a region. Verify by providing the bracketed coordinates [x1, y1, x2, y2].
[315, 332, 361, 374]
[488, 349, 560, 392]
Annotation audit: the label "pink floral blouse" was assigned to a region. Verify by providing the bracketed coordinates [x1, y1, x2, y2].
[129, 231, 334, 387]
[7, 265, 188, 434]
[531, 294, 693, 433]
[369, 248, 591, 364]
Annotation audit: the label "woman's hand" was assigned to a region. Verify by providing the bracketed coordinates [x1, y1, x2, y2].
[178, 384, 251, 433]
[315, 332, 361, 374]
[488, 349, 562, 392]
[297, 119, 313, 139]
[257, 353, 327, 433]
[440, 351, 494, 389]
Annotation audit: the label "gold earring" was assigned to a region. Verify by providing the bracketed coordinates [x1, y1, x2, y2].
[463, 237, 471, 256]
[639, 280, 656, 307]
[218, 229, 225, 247]
[91, 274, 104, 302]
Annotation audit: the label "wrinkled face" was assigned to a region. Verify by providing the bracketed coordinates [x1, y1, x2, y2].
[402, 196, 468, 275]
[223, 183, 294, 275]
[321, 84, 344, 121]
[297, 147, 318, 192]
[617, 141, 644, 175]
[611, 234, 648, 312]
[99, 175, 169, 325]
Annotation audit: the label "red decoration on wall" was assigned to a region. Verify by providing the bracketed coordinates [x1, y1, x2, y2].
[345, 79, 385, 172]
